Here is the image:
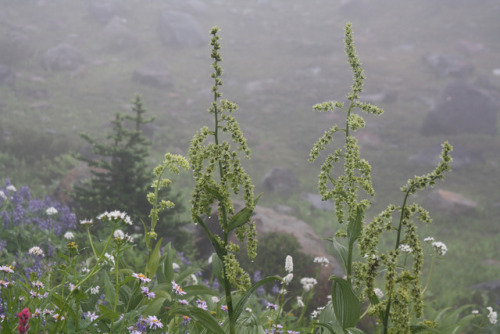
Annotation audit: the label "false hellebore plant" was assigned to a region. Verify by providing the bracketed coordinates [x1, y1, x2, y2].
[185, 26, 280, 334]
[309, 23, 453, 334]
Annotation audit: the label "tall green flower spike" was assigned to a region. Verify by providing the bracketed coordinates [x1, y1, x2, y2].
[188, 26, 259, 334]
[310, 23, 453, 334]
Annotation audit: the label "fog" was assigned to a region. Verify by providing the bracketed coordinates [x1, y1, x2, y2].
[1, 0, 499, 307]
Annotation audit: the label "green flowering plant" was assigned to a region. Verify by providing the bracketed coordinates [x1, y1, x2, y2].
[185, 26, 281, 334]
[309, 23, 457, 334]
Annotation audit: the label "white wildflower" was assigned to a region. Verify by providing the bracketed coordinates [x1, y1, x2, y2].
[285, 255, 293, 273]
[98, 210, 133, 225]
[374, 288, 384, 299]
[472, 310, 479, 315]
[487, 307, 497, 324]
[283, 273, 293, 285]
[297, 296, 304, 308]
[80, 219, 93, 226]
[313, 256, 330, 267]
[64, 232, 75, 240]
[0, 191, 6, 200]
[398, 244, 413, 253]
[6, 185, 16, 192]
[431, 241, 447, 256]
[300, 277, 318, 292]
[90, 286, 100, 295]
[28, 246, 44, 257]
[114, 229, 125, 239]
[46, 207, 58, 216]
[211, 296, 220, 304]
[172, 262, 180, 271]
[423, 236, 435, 243]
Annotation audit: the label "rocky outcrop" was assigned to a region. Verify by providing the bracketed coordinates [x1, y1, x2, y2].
[424, 189, 477, 216]
[421, 81, 498, 136]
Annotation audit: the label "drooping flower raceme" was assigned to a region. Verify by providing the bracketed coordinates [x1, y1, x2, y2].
[487, 307, 498, 325]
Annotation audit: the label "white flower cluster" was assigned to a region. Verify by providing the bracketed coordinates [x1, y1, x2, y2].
[424, 237, 448, 256]
[313, 256, 330, 267]
[64, 232, 75, 240]
[28, 246, 44, 257]
[300, 277, 318, 292]
[487, 307, 498, 325]
[46, 207, 58, 216]
[398, 244, 413, 253]
[282, 255, 294, 285]
[113, 229, 134, 243]
[97, 210, 133, 225]
[431, 241, 447, 256]
[374, 288, 384, 299]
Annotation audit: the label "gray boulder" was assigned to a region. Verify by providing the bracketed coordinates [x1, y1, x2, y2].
[132, 61, 174, 89]
[421, 81, 498, 136]
[158, 10, 205, 48]
[103, 17, 137, 52]
[261, 167, 299, 194]
[423, 53, 474, 77]
[42, 44, 84, 71]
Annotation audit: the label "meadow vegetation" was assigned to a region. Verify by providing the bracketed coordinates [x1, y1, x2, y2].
[0, 21, 498, 333]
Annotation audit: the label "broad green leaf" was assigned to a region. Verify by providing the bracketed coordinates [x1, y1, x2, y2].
[332, 238, 348, 272]
[212, 254, 225, 291]
[98, 305, 120, 321]
[143, 296, 168, 316]
[163, 243, 175, 283]
[230, 276, 282, 323]
[171, 306, 225, 334]
[183, 284, 219, 296]
[316, 322, 345, 334]
[103, 271, 116, 306]
[347, 206, 363, 245]
[227, 206, 253, 232]
[345, 328, 365, 334]
[145, 237, 163, 278]
[331, 277, 361, 329]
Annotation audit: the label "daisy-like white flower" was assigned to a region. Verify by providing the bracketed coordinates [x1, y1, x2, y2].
[64, 232, 75, 240]
[132, 273, 151, 283]
[32, 308, 41, 318]
[87, 311, 98, 322]
[171, 280, 186, 295]
[266, 302, 278, 310]
[300, 277, 318, 292]
[374, 288, 384, 299]
[90, 286, 100, 295]
[313, 256, 330, 267]
[285, 255, 293, 273]
[398, 244, 413, 253]
[141, 286, 156, 300]
[33, 281, 44, 289]
[0, 265, 14, 274]
[46, 207, 58, 216]
[147, 315, 163, 329]
[196, 299, 208, 310]
[53, 313, 65, 321]
[28, 246, 44, 257]
[80, 219, 93, 226]
[487, 307, 498, 325]
[431, 241, 448, 256]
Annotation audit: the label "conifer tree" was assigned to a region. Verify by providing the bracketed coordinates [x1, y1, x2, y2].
[72, 96, 190, 248]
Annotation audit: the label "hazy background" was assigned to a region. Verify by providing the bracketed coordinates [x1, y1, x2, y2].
[1, 0, 499, 309]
